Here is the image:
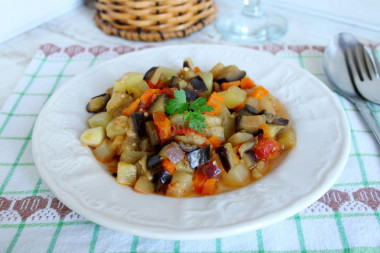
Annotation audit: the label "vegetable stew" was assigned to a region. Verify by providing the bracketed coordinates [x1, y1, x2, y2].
[80, 59, 296, 197]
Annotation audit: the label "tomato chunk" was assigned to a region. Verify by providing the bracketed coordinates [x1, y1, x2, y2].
[253, 137, 282, 160]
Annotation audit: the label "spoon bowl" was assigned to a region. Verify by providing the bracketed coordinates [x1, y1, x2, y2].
[323, 33, 361, 99]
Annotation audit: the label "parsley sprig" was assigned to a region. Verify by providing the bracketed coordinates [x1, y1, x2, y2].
[165, 89, 214, 132]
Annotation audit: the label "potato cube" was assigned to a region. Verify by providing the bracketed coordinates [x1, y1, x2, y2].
[80, 127, 105, 147]
[134, 176, 155, 193]
[88, 112, 113, 129]
[219, 86, 246, 109]
[117, 162, 137, 186]
[114, 72, 144, 94]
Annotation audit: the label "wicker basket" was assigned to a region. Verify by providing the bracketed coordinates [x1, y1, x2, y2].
[94, 0, 217, 42]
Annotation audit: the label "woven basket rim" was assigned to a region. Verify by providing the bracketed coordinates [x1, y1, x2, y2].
[94, 1, 217, 42]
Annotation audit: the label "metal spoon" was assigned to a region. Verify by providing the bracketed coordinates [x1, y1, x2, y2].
[323, 33, 380, 145]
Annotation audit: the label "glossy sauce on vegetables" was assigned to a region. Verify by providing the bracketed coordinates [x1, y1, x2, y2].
[80, 59, 296, 197]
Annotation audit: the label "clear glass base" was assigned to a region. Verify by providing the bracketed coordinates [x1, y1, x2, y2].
[216, 10, 288, 43]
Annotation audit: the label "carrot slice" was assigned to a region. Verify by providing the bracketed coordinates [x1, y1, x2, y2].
[233, 103, 245, 111]
[240, 77, 256, 89]
[206, 92, 224, 115]
[193, 171, 207, 194]
[201, 178, 216, 195]
[194, 66, 201, 73]
[140, 89, 159, 103]
[221, 80, 241, 91]
[207, 135, 223, 149]
[153, 112, 173, 143]
[122, 98, 140, 116]
[248, 85, 269, 99]
[162, 159, 176, 175]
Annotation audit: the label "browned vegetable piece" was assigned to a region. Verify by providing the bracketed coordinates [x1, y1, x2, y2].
[216, 65, 246, 84]
[86, 93, 110, 113]
[190, 76, 208, 92]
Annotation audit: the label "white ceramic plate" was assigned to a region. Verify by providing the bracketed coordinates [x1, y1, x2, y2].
[32, 45, 350, 240]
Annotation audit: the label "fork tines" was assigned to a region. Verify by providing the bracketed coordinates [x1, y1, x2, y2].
[345, 43, 379, 82]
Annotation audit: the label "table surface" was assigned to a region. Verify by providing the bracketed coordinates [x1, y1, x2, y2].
[1, 1, 380, 110]
[1, 2, 380, 252]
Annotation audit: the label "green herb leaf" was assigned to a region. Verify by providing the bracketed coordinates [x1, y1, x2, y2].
[165, 89, 188, 115]
[190, 97, 214, 113]
[165, 89, 215, 132]
[184, 111, 207, 132]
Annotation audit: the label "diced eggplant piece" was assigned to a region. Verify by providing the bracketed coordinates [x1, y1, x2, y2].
[148, 94, 169, 113]
[241, 147, 258, 169]
[216, 65, 246, 84]
[238, 141, 257, 168]
[183, 58, 195, 69]
[213, 82, 221, 92]
[176, 133, 207, 146]
[169, 113, 186, 128]
[178, 142, 198, 153]
[145, 121, 160, 146]
[263, 124, 286, 138]
[136, 155, 154, 181]
[218, 105, 235, 140]
[238, 141, 257, 156]
[215, 145, 230, 172]
[186, 145, 211, 170]
[184, 88, 198, 101]
[197, 72, 213, 95]
[86, 93, 110, 113]
[215, 143, 238, 172]
[106, 91, 134, 117]
[144, 66, 160, 83]
[160, 67, 178, 83]
[264, 112, 289, 126]
[139, 138, 151, 152]
[245, 97, 259, 111]
[210, 62, 225, 79]
[245, 149, 258, 162]
[226, 132, 254, 146]
[169, 76, 187, 89]
[237, 115, 266, 133]
[131, 111, 148, 139]
[202, 160, 222, 179]
[236, 104, 259, 116]
[160, 142, 185, 164]
[153, 169, 172, 193]
[147, 154, 162, 175]
[190, 76, 208, 92]
[162, 136, 176, 146]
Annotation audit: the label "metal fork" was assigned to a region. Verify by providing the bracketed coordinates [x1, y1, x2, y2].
[345, 44, 380, 104]
[344, 44, 380, 145]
